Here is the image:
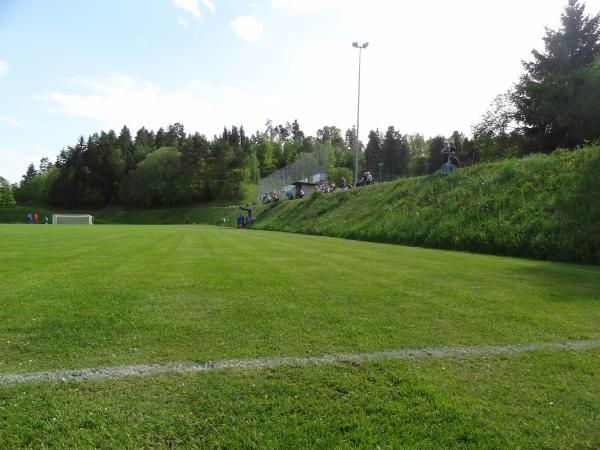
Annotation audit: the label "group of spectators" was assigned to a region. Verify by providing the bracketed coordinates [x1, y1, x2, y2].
[26, 212, 49, 224]
[262, 192, 281, 203]
[316, 172, 374, 193]
[315, 180, 336, 193]
[237, 207, 253, 228]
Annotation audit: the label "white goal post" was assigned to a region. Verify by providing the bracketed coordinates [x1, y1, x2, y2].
[52, 214, 94, 225]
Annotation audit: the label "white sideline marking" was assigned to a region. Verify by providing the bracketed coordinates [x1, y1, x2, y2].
[1, 340, 599, 387]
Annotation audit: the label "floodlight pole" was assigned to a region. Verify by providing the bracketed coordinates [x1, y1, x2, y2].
[352, 41, 369, 185]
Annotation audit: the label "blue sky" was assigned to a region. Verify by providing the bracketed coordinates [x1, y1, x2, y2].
[1, 0, 600, 182]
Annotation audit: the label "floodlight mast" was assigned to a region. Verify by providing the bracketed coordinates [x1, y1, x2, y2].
[352, 41, 369, 185]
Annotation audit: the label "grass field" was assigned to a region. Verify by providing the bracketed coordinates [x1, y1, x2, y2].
[1, 224, 599, 447]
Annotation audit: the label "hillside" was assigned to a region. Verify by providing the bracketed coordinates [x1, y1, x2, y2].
[253, 146, 600, 264]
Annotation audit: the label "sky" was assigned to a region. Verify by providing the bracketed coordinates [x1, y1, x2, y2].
[1, 0, 600, 183]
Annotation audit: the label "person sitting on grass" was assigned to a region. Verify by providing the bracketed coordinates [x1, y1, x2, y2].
[441, 153, 460, 175]
[449, 151, 461, 168]
[356, 172, 367, 187]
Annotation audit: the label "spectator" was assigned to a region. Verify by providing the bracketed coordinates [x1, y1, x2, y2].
[442, 161, 458, 175]
[449, 141, 457, 154]
[340, 178, 348, 190]
[33, 212, 39, 224]
[286, 191, 294, 200]
[237, 213, 245, 228]
[441, 141, 451, 164]
[356, 172, 367, 187]
[44, 216, 49, 225]
[449, 151, 461, 168]
[26, 213, 33, 224]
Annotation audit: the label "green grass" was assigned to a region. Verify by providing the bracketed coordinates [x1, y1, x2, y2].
[1, 225, 599, 447]
[2, 350, 599, 448]
[253, 146, 600, 264]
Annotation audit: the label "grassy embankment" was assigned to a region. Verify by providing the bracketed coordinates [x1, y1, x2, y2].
[253, 146, 600, 264]
[1, 225, 599, 447]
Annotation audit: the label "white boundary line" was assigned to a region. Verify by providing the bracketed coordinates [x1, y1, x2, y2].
[1, 340, 599, 387]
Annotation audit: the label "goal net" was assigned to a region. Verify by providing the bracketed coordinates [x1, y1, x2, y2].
[52, 214, 94, 225]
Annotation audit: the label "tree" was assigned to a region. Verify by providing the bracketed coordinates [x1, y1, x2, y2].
[512, 0, 600, 150]
[317, 126, 345, 147]
[118, 126, 136, 174]
[427, 136, 447, 173]
[291, 119, 304, 144]
[407, 134, 428, 176]
[462, 137, 478, 166]
[473, 92, 520, 161]
[21, 163, 38, 183]
[365, 129, 383, 173]
[126, 147, 186, 207]
[381, 126, 409, 180]
[50, 136, 91, 207]
[255, 134, 275, 176]
[0, 177, 17, 207]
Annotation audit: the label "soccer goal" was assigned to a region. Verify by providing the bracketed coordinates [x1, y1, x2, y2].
[52, 214, 94, 225]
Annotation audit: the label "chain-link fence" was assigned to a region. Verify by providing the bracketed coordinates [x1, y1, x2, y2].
[259, 147, 329, 199]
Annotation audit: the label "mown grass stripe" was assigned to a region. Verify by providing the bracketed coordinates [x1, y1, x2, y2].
[2, 340, 599, 387]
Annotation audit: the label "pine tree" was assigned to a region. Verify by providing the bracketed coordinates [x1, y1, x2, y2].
[21, 163, 38, 183]
[365, 129, 382, 173]
[512, 0, 600, 150]
[118, 126, 136, 174]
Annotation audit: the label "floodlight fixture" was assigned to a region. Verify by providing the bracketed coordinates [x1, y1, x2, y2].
[351, 40, 370, 184]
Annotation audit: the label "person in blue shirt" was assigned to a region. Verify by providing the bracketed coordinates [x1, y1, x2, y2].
[26, 213, 33, 224]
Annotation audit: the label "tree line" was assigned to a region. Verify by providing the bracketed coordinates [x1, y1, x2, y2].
[9, 0, 600, 209]
[13, 121, 477, 208]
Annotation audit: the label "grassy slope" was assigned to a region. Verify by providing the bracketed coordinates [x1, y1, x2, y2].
[253, 147, 600, 264]
[1, 226, 599, 447]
